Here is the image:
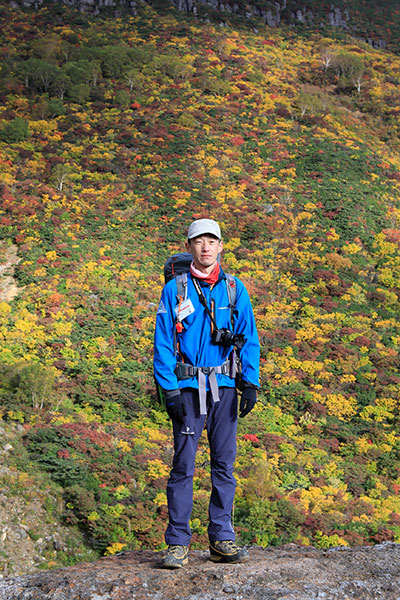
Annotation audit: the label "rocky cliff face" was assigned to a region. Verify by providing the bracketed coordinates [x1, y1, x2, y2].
[167, 0, 339, 29]
[8, 0, 138, 16]
[1, 543, 400, 600]
[0, 421, 99, 578]
[166, 0, 386, 47]
[6, 0, 346, 25]
[7, 0, 387, 48]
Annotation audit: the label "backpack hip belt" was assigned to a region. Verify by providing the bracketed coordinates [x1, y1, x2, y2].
[174, 357, 237, 415]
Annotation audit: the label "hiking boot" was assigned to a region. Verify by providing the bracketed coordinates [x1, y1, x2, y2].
[209, 540, 249, 563]
[161, 545, 189, 569]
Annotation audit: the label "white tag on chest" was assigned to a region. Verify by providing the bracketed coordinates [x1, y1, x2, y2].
[175, 298, 195, 321]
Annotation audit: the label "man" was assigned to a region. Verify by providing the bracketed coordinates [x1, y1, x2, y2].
[153, 218, 260, 568]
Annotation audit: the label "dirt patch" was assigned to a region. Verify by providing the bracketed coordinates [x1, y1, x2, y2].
[0, 244, 22, 302]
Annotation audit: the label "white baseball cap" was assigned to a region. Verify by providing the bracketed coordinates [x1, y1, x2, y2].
[187, 218, 221, 240]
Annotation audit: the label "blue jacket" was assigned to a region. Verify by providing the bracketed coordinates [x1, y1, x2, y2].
[153, 269, 260, 392]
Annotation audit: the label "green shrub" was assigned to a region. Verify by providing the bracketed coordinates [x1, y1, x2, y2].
[101, 46, 130, 78]
[178, 112, 196, 128]
[0, 117, 30, 142]
[48, 98, 66, 117]
[68, 83, 90, 105]
[114, 89, 131, 108]
[17, 58, 58, 93]
[0, 362, 57, 412]
[199, 75, 231, 95]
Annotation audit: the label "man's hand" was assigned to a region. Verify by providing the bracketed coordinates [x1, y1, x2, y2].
[163, 389, 186, 423]
[239, 385, 257, 418]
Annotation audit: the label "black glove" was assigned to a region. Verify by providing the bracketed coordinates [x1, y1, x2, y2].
[239, 385, 257, 418]
[163, 389, 186, 423]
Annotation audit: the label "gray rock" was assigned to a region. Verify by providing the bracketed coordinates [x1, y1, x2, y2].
[5, 0, 391, 51]
[223, 583, 238, 593]
[2, 545, 400, 600]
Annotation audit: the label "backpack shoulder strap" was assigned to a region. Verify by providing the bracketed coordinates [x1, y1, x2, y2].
[225, 274, 236, 330]
[173, 273, 188, 355]
[176, 272, 188, 302]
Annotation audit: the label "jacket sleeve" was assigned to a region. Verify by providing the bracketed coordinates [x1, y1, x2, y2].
[234, 278, 260, 388]
[153, 281, 180, 391]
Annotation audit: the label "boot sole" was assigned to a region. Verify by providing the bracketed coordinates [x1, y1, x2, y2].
[210, 552, 249, 564]
[161, 556, 189, 569]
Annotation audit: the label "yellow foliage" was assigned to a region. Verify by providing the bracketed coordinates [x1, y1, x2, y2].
[326, 228, 340, 241]
[342, 283, 366, 304]
[321, 461, 344, 481]
[28, 120, 58, 134]
[147, 459, 170, 480]
[87, 511, 100, 521]
[99, 245, 111, 256]
[340, 374, 356, 384]
[360, 402, 395, 423]
[295, 535, 311, 546]
[171, 189, 191, 208]
[224, 237, 241, 251]
[153, 492, 167, 507]
[373, 232, 397, 257]
[73, 403, 100, 423]
[15, 318, 36, 333]
[147, 429, 168, 444]
[295, 322, 329, 343]
[116, 439, 132, 452]
[316, 532, 348, 548]
[53, 321, 73, 337]
[104, 542, 127, 556]
[0, 172, 16, 185]
[342, 242, 362, 255]
[299, 485, 350, 514]
[0, 302, 11, 316]
[324, 393, 357, 421]
[203, 155, 218, 168]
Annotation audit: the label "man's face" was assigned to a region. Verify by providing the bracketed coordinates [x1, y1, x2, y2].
[186, 234, 223, 270]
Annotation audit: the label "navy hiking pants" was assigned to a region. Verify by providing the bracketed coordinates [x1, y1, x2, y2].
[165, 386, 238, 546]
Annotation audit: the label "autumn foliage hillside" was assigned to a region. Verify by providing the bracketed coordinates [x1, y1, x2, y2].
[1, 1, 400, 570]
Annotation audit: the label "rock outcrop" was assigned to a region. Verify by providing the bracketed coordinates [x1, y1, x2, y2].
[0, 244, 22, 303]
[7, 0, 388, 48]
[0, 422, 99, 578]
[1, 543, 400, 600]
[8, 0, 138, 16]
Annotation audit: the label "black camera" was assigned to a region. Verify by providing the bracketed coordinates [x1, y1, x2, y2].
[212, 328, 246, 349]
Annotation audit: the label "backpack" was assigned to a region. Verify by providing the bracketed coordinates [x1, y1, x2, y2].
[164, 252, 193, 284]
[163, 252, 237, 328]
[161, 252, 243, 392]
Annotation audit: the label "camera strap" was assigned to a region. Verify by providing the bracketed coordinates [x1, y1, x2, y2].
[192, 276, 219, 332]
[192, 276, 246, 352]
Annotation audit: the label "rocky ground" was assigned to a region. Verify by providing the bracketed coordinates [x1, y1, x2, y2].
[1, 542, 400, 600]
